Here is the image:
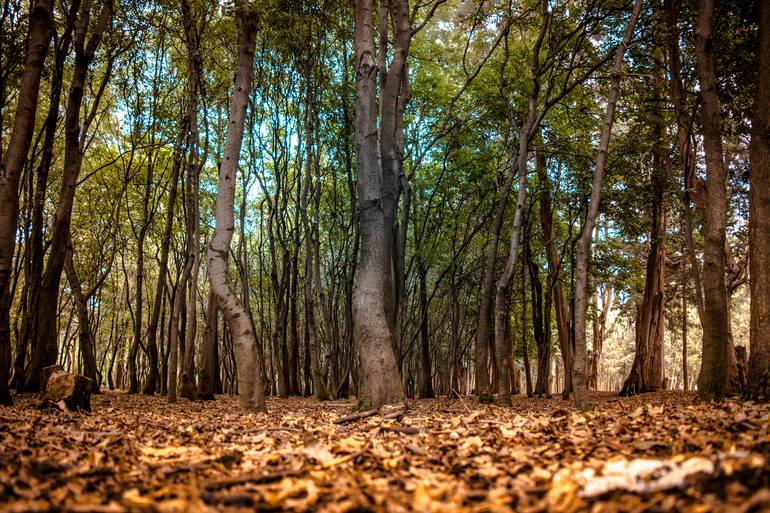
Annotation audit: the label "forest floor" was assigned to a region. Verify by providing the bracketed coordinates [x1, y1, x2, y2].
[1, 391, 769, 513]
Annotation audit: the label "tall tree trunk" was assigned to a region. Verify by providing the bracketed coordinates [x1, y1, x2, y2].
[352, 0, 405, 410]
[179, 0, 204, 401]
[0, 0, 54, 404]
[491, 11, 549, 405]
[694, 0, 729, 402]
[24, 0, 114, 392]
[573, 0, 642, 409]
[301, 51, 328, 401]
[536, 151, 571, 397]
[377, 0, 412, 359]
[746, 0, 770, 401]
[206, 0, 265, 412]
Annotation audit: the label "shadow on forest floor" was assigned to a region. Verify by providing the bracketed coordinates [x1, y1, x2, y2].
[1, 391, 769, 512]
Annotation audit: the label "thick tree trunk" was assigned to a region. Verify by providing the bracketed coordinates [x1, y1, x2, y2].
[573, 0, 642, 409]
[352, 0, 405, 410]
[746, 0, 770, 401]
[0, 0, 54, 404]
[206, 0, 265, 412]
[24, 0, 113, 392]
[694, 0, 730, 402]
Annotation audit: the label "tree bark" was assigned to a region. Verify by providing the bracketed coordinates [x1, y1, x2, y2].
[573, 0, 642, 410]
[746, 0, 770, 401]
[352, 0, 405, 410]
[0, 0, 54, 404]
[206, 0, 265, 412]
[694, 0, 729, 402]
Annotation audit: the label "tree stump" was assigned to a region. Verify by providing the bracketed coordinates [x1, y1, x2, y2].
[39, 365, 93, 412]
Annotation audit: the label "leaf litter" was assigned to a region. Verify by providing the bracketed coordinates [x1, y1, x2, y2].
[1, 391, 769, 512]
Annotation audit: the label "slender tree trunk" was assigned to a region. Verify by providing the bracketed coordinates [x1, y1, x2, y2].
[143, 127, 184, 394]
[198, 290, 218, 400]
[665, 0, 706, 326]
[63, 244, 99, 392]
[536, 154, 570, 398]
[746, 0, 770, 401]
[694, 0, 729, 402]
[573, 0, 642, 409]
[682, 261, 689, 391]
[24, 0, 114, 392]
[301, 53, 328, 401]
[526, 232, 550, 397]
[418, 261, 434, 398]
[521, 261, 532, 397]
[179, 0, 204, 401]
[206, 0, 265, 412]
[352, 0, 405, 410]
[0, 0, 54, 404]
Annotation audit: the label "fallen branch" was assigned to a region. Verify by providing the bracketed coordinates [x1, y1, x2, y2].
[334, 409, 377, 424]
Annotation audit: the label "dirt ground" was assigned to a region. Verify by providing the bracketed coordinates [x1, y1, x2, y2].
[1, 391, 769, 512]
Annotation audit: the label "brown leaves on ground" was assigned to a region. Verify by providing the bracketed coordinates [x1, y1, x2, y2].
[1, 391, 769, 512]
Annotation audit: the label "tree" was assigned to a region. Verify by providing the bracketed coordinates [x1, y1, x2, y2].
[694, 0, 730, 402]
[351, 0, 406, 410]
[573, 0, 643, 410]
[206, 0, 266, 412]
[746, 0, 770, 401]
[0, 0, 54, 404]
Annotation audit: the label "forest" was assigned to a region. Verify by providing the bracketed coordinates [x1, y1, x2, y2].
[1, 0, 770, 511]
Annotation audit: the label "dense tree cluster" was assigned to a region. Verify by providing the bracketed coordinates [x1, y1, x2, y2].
[0, 0, 767, 411]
